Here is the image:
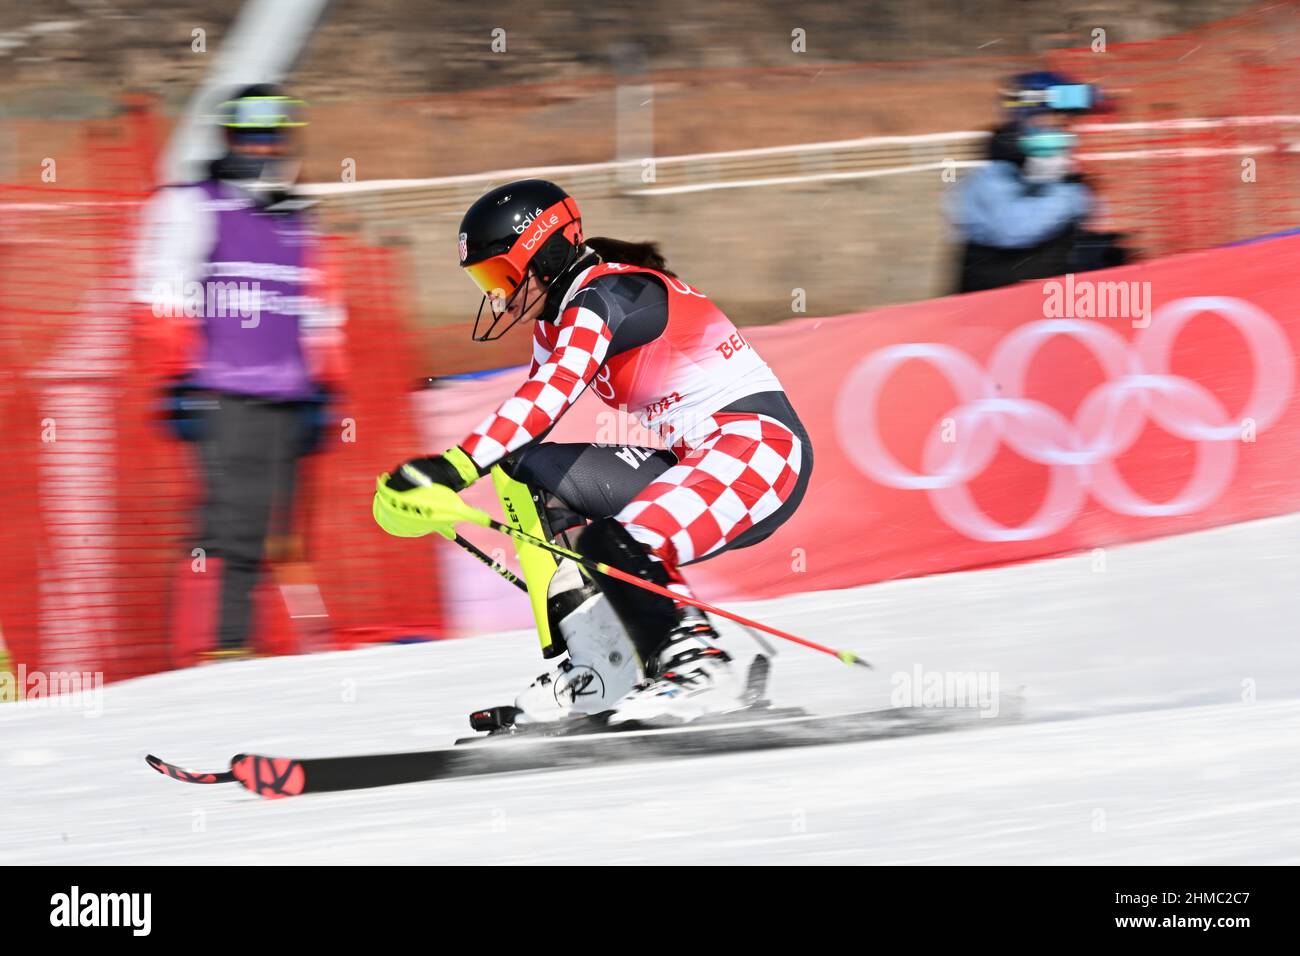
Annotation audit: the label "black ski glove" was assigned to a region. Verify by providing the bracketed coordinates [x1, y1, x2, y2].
[385, 446, 482, 492]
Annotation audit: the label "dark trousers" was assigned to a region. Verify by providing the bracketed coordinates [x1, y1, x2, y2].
[196, 394, 305, 650]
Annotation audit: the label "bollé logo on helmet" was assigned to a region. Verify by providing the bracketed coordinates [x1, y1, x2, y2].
[458, 232, 468, 263]
[518, 208, 561, 252]
[512, 207, 544, 235]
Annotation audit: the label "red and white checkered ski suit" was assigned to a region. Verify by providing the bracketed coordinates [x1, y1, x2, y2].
[460, 261, 807, 582]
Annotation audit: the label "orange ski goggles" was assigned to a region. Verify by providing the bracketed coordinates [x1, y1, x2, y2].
[463, 254, 526, 315]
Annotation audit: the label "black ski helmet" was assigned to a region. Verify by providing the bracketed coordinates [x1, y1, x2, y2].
[458, 179, 584, 341]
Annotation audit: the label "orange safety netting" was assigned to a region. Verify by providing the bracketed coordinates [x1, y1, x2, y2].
[1048, 1, 1300, 258]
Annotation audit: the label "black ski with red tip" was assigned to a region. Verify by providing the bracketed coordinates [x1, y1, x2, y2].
[147, 703, 1003, 800]
[145, 753, 236, 785]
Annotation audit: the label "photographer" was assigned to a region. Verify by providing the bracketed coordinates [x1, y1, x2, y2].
[949, 71, 1128, 293]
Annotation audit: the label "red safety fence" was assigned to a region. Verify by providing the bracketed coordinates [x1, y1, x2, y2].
[299, 239, 444, 647]
[1047, 2, 1300, 259]
[0, 181, 149, 680]
[424, 235, 1300, 626]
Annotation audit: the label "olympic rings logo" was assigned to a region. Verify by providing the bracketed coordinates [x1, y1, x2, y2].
[591, 365, 616, 401]
[834, 297, 1295, 542]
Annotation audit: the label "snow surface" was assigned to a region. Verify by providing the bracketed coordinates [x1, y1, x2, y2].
[4, 512, 1300, 864]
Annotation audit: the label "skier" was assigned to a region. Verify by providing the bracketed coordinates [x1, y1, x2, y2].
[377, 179, 812, 722]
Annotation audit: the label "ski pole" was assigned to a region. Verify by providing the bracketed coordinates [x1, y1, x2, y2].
[451, 533, 528, 594]
[463, 524, 780, 656]
[737, 623, 779, 658]
[482, 516, 869, 667]
[385, 481, 870, 669]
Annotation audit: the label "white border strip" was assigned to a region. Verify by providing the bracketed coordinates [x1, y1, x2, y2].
[631, 160, 985, 196]
[286, 113, 1300, 200]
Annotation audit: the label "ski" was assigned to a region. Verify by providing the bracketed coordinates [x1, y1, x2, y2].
[148, 704, 1007, 800]
[145, 753, 236, 785]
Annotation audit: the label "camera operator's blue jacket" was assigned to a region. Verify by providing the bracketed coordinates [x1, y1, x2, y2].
[948, 159, 1091, 249]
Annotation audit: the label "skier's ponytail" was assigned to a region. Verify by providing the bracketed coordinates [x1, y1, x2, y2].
[587, 237, 677, 277]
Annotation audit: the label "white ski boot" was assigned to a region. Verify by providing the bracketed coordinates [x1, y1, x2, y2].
[609, 609, 744, 726]
[512, 561, 642, 725]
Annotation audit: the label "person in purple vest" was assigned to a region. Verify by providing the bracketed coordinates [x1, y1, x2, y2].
[133, 84, 344, 660]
